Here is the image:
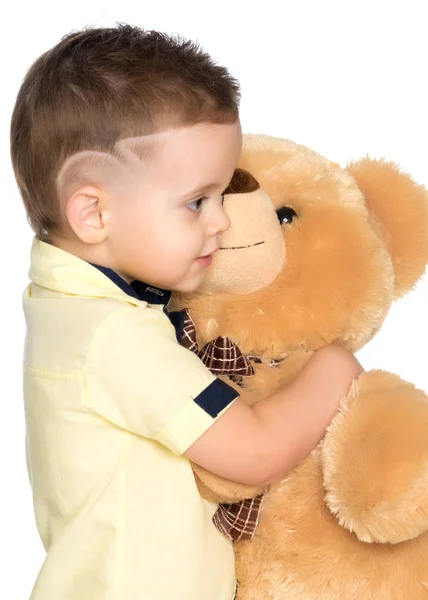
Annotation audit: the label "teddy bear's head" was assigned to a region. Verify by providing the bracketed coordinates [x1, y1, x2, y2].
[174, 134, 428, 357]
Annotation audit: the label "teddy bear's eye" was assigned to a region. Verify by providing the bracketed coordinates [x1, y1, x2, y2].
[276, 206, 297, 225]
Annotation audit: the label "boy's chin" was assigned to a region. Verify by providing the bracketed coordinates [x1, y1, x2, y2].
[172, 274, 207, 295]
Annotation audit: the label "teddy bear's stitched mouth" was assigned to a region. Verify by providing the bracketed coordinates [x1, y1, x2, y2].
[219, 241, 265, 250]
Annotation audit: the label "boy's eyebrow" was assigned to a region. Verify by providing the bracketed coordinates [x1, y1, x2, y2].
[180, 182, 220, 199]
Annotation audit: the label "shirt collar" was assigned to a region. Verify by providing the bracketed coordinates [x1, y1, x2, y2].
[90, 263, 172, 306]
[28, 238, 171, 307]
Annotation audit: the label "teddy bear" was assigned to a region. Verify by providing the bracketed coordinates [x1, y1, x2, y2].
[169, 133, 428, 599]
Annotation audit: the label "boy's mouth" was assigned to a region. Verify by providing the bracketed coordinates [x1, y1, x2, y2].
[196, 255, 214, 267]
[196, 244, 220, 266]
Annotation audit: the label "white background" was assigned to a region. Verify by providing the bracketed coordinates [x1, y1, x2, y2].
[1, 1, 427, 597]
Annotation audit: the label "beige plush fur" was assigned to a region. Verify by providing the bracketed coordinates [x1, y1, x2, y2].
[171, 134, 428, 599]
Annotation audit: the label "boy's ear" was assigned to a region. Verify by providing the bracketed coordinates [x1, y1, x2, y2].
[65, 185, 107, 244]
[57, 150, 124, 244]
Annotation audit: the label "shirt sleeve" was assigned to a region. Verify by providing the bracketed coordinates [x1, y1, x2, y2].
[84, 305, 239, 454]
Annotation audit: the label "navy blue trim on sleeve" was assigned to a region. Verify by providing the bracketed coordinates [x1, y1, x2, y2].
[193, 378, 239, 418]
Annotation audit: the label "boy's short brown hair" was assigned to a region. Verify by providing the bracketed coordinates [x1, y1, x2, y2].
[10, 24, 240, 241]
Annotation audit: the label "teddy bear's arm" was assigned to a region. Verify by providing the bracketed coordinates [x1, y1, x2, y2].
[321, 369, 428, 544]
[191, 463, 265, 504]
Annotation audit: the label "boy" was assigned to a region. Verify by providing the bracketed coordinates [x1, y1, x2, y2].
[11, 24, 363, 600]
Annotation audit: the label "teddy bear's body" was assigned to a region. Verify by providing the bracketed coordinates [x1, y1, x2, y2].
[233, 365, 428, 600]
[172, 134, 428, 599]
[237, 446, 428, 600]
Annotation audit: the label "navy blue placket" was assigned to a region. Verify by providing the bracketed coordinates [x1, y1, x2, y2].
[90, 264, 185, 342]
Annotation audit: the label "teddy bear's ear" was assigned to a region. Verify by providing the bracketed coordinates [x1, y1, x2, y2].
[347, 157, 428, 299]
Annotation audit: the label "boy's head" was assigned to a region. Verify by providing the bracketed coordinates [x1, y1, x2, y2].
[11, 24, 242, 292]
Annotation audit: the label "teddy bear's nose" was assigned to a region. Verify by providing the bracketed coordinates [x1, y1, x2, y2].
[276, 206, 297, 224]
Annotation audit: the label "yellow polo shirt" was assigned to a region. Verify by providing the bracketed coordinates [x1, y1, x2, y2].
[23, 239, 238, 600]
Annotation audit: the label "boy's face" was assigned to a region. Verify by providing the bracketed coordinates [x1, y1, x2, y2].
[104, 120, 242, 293]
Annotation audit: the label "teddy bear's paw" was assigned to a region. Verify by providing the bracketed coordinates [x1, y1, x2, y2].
[321, 370, 428, 544]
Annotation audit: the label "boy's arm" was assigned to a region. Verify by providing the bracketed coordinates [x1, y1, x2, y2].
[184, 345, 363, 486]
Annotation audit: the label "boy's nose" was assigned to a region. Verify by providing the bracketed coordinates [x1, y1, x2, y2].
[207, 203, 231, 236]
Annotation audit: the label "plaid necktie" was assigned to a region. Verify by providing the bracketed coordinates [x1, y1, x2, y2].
[178, 308, 256, 379]
[213, 494, 264, 541]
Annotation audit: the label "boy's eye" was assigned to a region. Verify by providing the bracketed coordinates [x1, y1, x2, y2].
[187, 197, 206, 212]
